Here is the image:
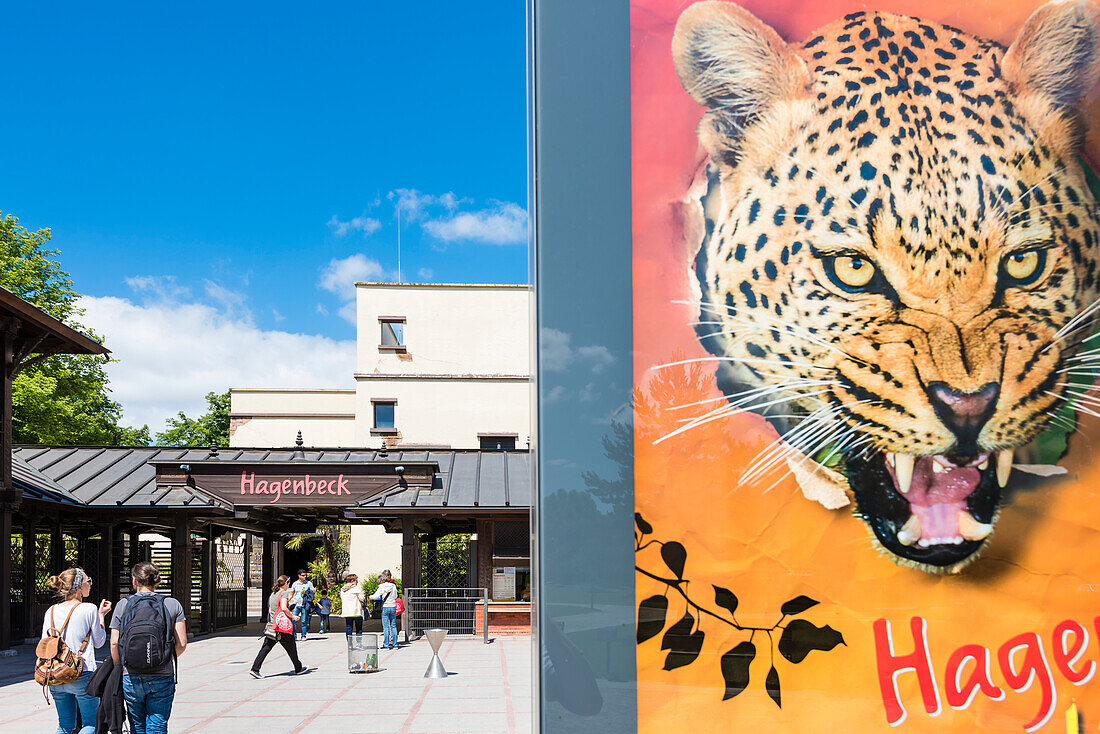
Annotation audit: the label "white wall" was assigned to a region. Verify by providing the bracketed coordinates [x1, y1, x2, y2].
[354, 376, 530, 448]
[348, 526, 403, 581]
[229, 389, 357, 447]
[355, 284, 531, 377]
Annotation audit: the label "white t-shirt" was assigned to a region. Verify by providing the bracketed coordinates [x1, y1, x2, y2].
[41, 602, 105, 672]
[289, 579, 314, 608]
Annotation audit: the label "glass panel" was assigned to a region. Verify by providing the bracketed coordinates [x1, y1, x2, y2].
[373, 402, 395, 429]
[381, 321, 404, 346]
[533, 0, 636, 729]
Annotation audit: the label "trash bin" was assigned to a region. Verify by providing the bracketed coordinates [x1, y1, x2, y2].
[347, 633, 378, 673]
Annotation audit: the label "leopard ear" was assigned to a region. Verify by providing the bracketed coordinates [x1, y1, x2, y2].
[1003, 0, 1100, 108]
[672, 1, 810, 166]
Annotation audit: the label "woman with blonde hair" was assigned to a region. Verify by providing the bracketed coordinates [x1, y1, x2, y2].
[41, 567, 111, 734]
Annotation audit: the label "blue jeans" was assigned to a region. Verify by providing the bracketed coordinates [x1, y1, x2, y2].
[318, 613, 329, 633]
[295, 604, 312, 638]
[123, 674, 176, 734]
[52, 670, 97, 734]
[381, 606, 398, 648]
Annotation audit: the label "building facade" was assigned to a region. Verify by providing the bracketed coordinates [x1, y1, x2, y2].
[229, 282, 532, 613]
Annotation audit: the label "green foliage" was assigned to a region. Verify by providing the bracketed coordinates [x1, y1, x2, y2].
[0, 211, 150, 446]
[155, 391, 230, 446]
[285, 525, 350, 591]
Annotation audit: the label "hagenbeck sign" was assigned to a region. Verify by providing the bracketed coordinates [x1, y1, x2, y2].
[153, 461, 435, 507]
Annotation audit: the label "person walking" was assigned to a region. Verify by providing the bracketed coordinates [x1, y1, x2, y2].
[250, 575, 307, 678]
[289, 570, 315, 640]
[316, 590, 332, 634]
[40, 567, 111, 734]
[109, 562, 187, 734]
[340, 573, 364, 642]
[372, 570, 400, 651]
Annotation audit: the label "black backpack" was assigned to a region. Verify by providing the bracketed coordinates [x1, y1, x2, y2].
[119, 594, 174, 674]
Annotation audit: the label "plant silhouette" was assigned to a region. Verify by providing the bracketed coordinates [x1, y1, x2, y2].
[635, 513, 845, 706]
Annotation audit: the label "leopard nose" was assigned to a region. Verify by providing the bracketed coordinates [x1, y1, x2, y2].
[925, 382, 1000, 455]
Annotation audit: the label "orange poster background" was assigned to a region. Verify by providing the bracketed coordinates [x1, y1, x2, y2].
[631, 0, 1100, 732]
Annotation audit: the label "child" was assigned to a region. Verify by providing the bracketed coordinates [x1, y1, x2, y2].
[316, 589, 332, 634]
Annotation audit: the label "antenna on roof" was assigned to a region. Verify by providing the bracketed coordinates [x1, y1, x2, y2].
[397, 206, 402, 283]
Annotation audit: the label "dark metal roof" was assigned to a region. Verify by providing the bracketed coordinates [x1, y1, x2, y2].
[12, 446, 531, 511]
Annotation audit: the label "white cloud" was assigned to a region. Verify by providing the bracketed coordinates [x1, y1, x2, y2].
[417, 267, 435, 281]
[327, 214, 381, 238]
[315, 303, 329, 316]
[540, 328, 615, 373]
[79, 295, 355, 435]
[423, 202, 527, 245]
[318, 254, 388, 302]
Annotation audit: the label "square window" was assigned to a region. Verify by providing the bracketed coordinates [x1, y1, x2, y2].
[380, 320, 404, 347]
[373, 402, 395, 430]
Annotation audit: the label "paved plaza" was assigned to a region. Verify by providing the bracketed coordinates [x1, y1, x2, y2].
[0, 630, 533, 733]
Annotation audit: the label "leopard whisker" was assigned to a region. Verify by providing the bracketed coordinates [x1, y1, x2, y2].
[740, 406, 871, 485]
[665, 378, 838, 412]
[653, 388, 835, 445]
[1045, 390, 1100, 419]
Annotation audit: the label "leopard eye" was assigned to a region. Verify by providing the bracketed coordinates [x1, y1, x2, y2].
[1001, 249, 1045, 287]
[826, 255, 877, 290]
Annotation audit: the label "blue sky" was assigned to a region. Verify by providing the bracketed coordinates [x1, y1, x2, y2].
[1, 2, 528, 430]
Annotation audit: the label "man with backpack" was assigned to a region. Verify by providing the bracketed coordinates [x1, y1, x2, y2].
[110, 562, 187, 734]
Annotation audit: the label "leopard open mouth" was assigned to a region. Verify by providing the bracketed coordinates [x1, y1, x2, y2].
[841, 449, 1011, 572]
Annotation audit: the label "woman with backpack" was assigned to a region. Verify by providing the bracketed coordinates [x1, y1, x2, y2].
[249, 574, 307, 678]
[38, 567, 111, 734]
[109, 562, 187, 734]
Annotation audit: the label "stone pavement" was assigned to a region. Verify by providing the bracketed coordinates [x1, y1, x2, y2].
[0, 630, 533, 733]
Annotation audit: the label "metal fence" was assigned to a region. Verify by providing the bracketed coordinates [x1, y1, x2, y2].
[403, 587, 489, 644]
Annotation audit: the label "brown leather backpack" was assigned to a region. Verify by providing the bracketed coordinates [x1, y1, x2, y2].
[34, 604, 92, 702]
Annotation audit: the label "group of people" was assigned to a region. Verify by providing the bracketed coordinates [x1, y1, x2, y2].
[38, 562, 187, 734]
[249, 568, 402, 678]
[337, 570, 400, 650]
[39, 562, 403, 732]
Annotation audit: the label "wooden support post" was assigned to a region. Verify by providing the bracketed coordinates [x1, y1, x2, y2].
[171, 516, 192, 632]
[129, 527, 140, 567]
[476, 518, 493, 595]
[51, 516, 63, 573]
[0, 509, 11, 649]
[104, 525, 116, 605]
[401, 517, 418, 590]
[261, 534, 273, 623]
[22, 514, 35, 642]
[203, 525, 215, 633]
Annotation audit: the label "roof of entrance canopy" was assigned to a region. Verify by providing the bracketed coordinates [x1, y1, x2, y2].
[11, 446, 531, 515]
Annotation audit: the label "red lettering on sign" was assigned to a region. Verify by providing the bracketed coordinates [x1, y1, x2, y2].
[944, 644, 1004, 711]
[338, 475, 349, 495]
[241, 472, 254, 494]
[873, 617, 942, 726]
[1053, 620, 1096, 686]
[293, 479, 305, 494]
[998, 632, 1056, 732]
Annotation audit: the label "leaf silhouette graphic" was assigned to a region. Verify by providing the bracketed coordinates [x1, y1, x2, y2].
[663, 629, 705, 670]
[636, 595, 668, 644]
[661, 541, 687, 579]
[765, 665, 781, 708]
[780, 595, 819, 616]
[720, 640, 755, 700]
[660, 610, 694, 651]
[713, 585, 738, 616]
[635, 513, 653, 535]
[778, 619, 846, 664]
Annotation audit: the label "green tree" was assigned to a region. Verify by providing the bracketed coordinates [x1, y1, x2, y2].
[0, 212, 150, 445]
[155, 391, 230, 446]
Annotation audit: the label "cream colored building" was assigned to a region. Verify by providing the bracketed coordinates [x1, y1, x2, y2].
[229, 282, 532, 580]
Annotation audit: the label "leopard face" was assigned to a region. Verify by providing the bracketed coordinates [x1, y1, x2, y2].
[673, 0, 1100, 572]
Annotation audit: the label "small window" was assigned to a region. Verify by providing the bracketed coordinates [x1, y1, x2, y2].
[372, 400, 396, 432]
[479, 435, 517, 451]
[379, 318, 405, 350]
